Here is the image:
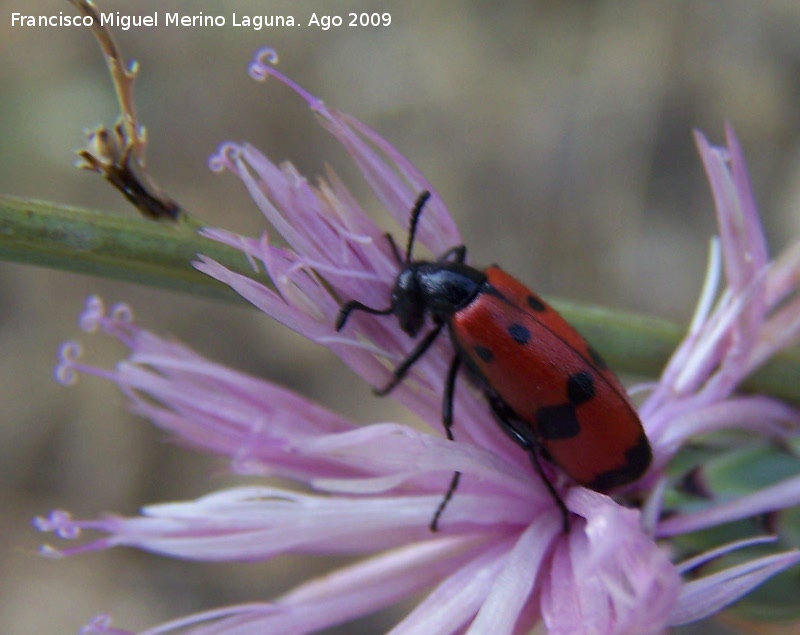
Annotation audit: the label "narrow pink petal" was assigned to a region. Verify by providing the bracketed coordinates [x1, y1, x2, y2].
[675, 535, 778, 575]
[725, 122, 769, 278]
[669, 550, 800, 625]
[277, 535, 485, 631]
[140, 486, 473, 556]
[241, 50, 460, 254]
[388, 538, 514, 635]
[637, 240, 722, 422]
[466, 511, 562, 635]
[692, 128, 768, 403]
[304, 423, 537, 500]
[693, 128, 767, 294]
[167, 536, 486, 635]
[750, 293, 800, 372]
[135, 604, 280, 635]
[337, 112, 462, 254]
[654, 395, 800, 459]
[764, 239, 800, 309]
[41, 486, 481, 561]
[259, 89, 450, 253]
[193, 256, 335, 340]
[82, 539, 489, 635]
[657, 473, 800, 538]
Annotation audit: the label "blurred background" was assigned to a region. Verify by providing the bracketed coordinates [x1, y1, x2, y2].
[3, 1, 800, 633]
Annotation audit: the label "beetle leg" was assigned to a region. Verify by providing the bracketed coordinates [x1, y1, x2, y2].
[374, 322, 444, 396]
[437, 244, 467, 264]
[335, 300, 394, 331]
[430, 472, 460, 532]
[442, 354, 461, 440]
[486, 394, 570, 532]
[429, 355, 463, 532]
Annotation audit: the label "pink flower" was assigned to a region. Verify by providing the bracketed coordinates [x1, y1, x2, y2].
[38, 49, 800, 634]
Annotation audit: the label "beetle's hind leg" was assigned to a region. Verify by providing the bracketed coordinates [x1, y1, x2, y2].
[486, 394, 570, 532]
[429, 354, 463, 532]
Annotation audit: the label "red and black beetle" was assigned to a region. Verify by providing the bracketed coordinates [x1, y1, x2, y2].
[336, 191, 651, 530]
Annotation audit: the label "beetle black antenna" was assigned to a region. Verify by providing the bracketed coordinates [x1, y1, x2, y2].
[404, 190, 432, 263]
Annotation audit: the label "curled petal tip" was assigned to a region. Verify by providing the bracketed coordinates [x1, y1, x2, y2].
[208, 143, 243, 173]
[248, 47, 279, 82]
[55, 342, 83, 386]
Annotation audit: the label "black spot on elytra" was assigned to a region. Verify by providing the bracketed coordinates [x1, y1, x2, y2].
[527, 295, 546, 312]
[535, 404, 580, 440]
[474, 346, 494, 363]
[626, 433, 652, 472]
[587, 345, 608, 370]
[508, 323, 531, 344]
[567, 371, 595, 405]
[588, 433, 652, 492]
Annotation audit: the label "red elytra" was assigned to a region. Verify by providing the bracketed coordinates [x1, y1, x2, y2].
[336, 191, 652, 531]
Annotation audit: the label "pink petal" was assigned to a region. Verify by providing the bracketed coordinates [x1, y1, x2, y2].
[466, 511, 562, 634]
[388, 538, 514, 635]
[658, 473, 800, 538]
[669, 550, 800, 625]
[542, 490, 679, 635]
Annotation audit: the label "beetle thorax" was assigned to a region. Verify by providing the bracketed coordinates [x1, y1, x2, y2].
[391, 262, 487, 336]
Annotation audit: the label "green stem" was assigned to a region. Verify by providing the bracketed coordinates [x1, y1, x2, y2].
[1, 195, 799, 403]
[0, 195, 251, 303]
[553, 298, 800, 404]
